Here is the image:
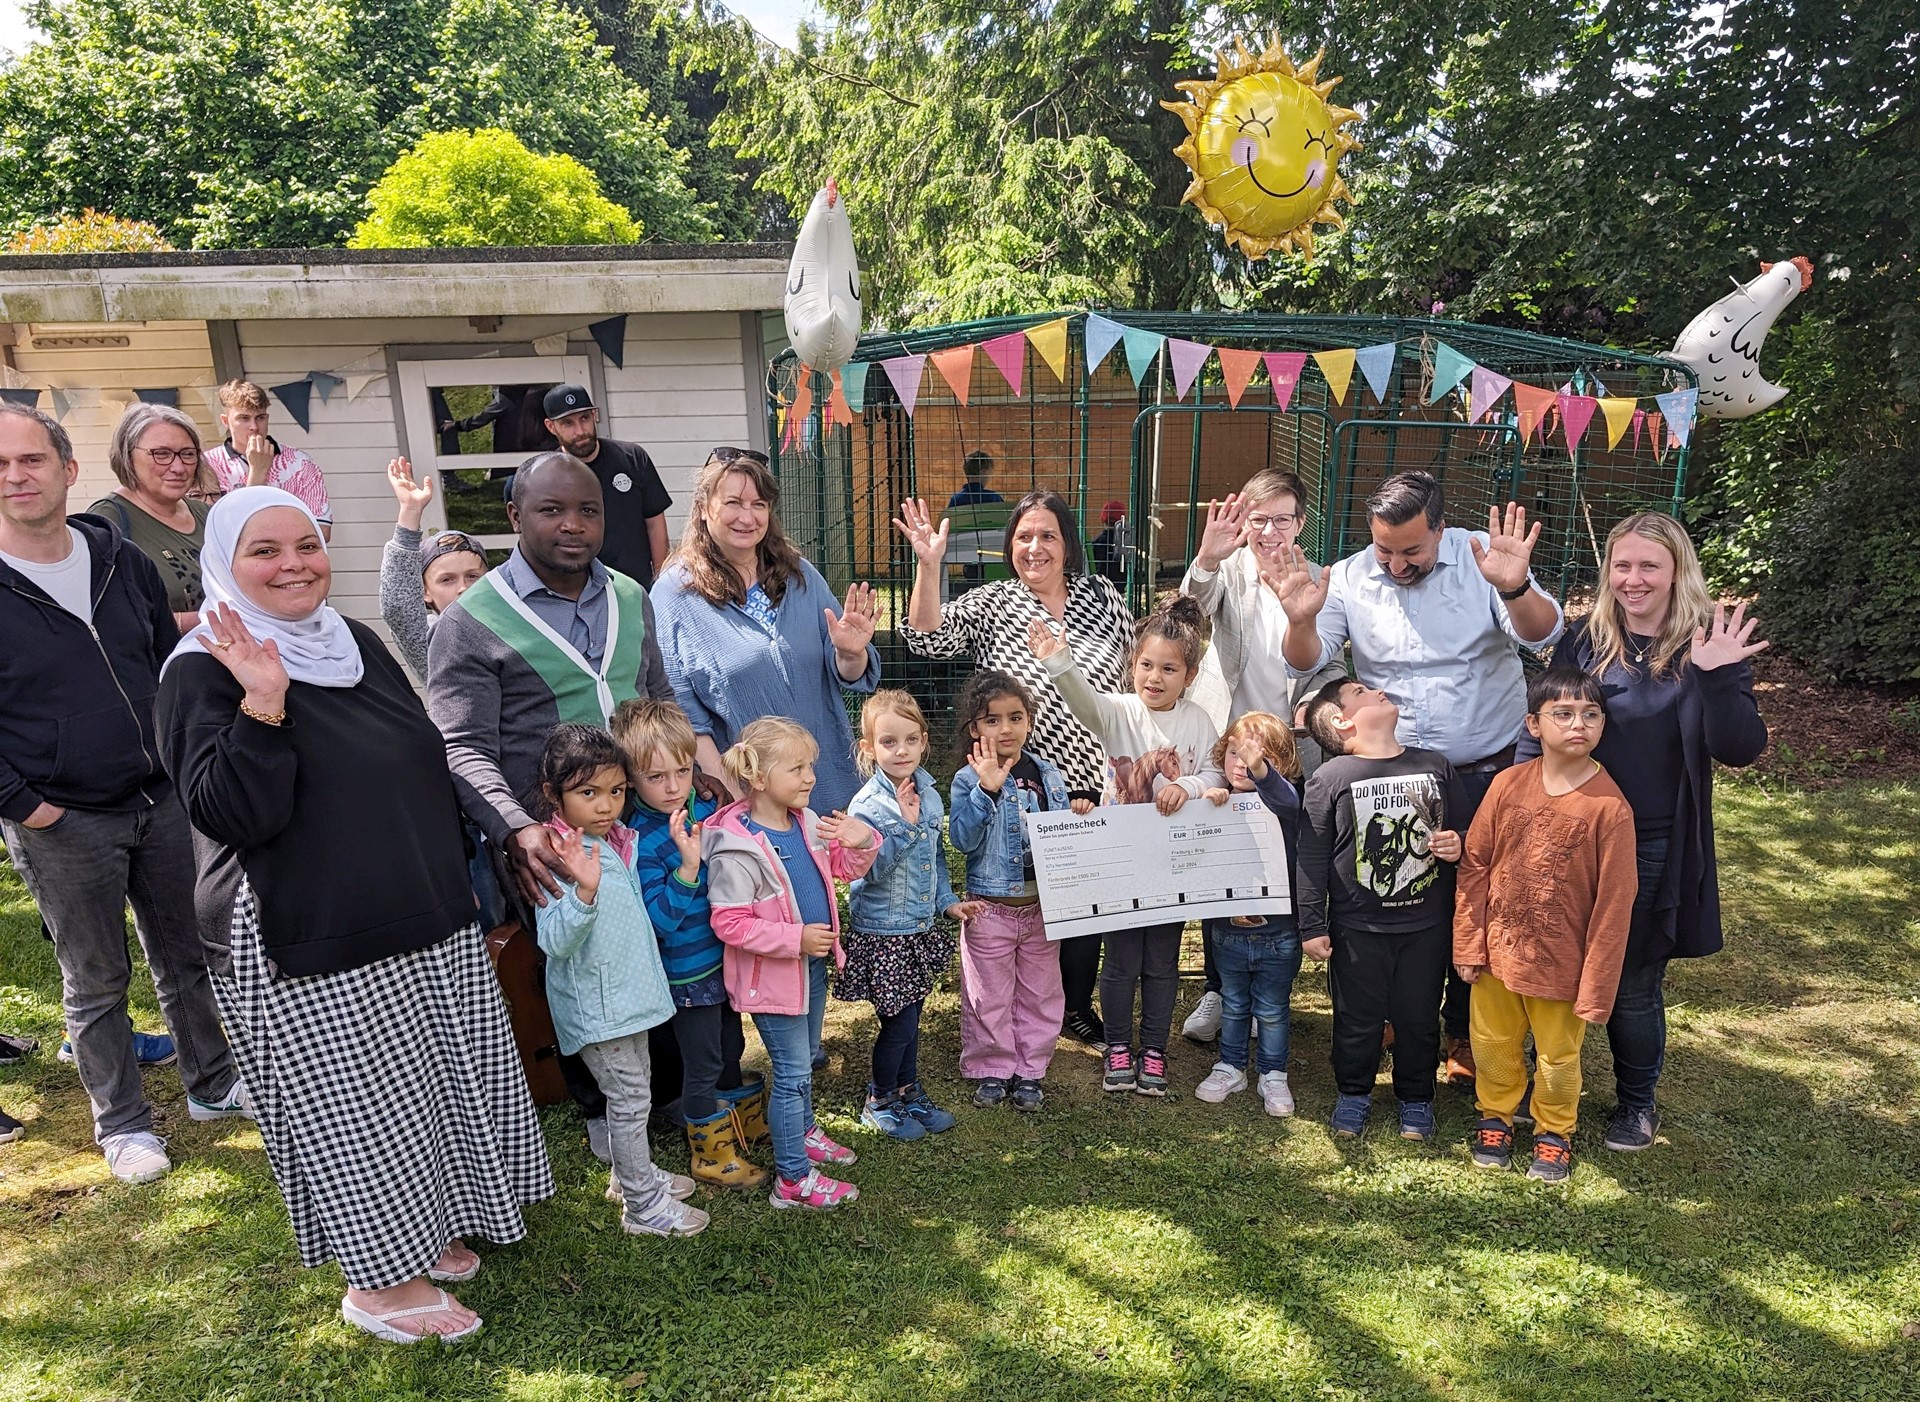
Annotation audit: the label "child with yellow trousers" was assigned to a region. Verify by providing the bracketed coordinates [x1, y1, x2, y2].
[1453, 667, 1638, 1183]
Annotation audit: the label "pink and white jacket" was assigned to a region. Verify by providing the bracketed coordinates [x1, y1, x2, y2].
[702, 800, 878, 1016]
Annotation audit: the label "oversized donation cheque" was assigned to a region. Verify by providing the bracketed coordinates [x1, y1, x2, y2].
[1023, 794, 1292, 939]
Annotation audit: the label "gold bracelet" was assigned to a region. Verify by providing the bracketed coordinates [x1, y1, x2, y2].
[239, 700, 286, 726]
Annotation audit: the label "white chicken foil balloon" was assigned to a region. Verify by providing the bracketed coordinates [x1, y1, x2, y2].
[1666, 256, 1814, 419]
[783, 180, 862, 373]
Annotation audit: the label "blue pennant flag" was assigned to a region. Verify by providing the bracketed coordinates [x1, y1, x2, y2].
[268, 378, 313, 432]
[1427, 341, 1474, 404]
[841, 363, 868, 416]
[1122, 327, 1167, 385]
[1355, 341, 1398, 402]
[1083, 313, 1127, 376]
[1654, 387, 1699, 448]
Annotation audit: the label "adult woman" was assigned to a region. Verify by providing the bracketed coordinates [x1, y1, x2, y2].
[156, 487, 552, 1344]
[89, 403, 213, 634]
[378, 456, 489, 681]
[1518, 512, 1767, 1152]
[652, 448, 881, 815]
[896, 490, 1134, 1043]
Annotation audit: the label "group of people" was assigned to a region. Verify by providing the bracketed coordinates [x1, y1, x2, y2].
[0, 386, 1767, 1343]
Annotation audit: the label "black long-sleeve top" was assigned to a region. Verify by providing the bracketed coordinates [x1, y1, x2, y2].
[156, 618, 476, 978]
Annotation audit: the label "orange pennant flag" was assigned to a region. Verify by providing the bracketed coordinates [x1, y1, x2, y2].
[1216, 348, 1262, 409]
[930, 345, 975, 406]
[1646, 409, 1666, 459]
[1024, 318, 1070, 384]
[1599, 396, 1637, 451]
[1511, 383, 1555, 445]
[1313, 348, 1356, 405]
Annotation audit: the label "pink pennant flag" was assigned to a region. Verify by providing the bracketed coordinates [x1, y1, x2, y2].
[881, 354, 926, 416]
[929, 345, 975, 406]
[1216, 348, 1262, 409]
[981, 332, 1026, 397]
[1558, 393, 1599, 455]
[1168, 339, 1212, 401]
[1469, 366, 1512, 423]
[1263, 351, 1307, 412]
[1631, 409, 1646, 451]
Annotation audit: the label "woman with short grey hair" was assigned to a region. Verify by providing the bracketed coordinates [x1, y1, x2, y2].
[89, 403, 213, 632]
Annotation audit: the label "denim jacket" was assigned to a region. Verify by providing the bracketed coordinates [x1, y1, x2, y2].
[847, 768, 958, 935]
[948, 750, 1070, 897]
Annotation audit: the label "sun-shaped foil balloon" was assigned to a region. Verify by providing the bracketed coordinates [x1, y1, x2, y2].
[1163, 38, 1362, 260]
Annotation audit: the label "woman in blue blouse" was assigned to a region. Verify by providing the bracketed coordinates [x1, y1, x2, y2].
[652, 448, 881, 814]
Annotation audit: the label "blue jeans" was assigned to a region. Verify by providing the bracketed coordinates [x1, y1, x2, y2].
[1607, 835, 1673, 1110]
[752, 1010, 817, 1182]
[807, 954, 829, 1062]
[1210, 920, 1302, 1075]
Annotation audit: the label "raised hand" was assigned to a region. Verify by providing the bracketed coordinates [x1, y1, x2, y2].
[1233, 733, 1271, 780]
[1025, 617, 1067, 661]
[1260, 544, 1330, 625]
[202, 604, 289, 714]
[668, 807, 702, 879]
[968, 735, 1011, 794]
[1690, 600, 1770, 672]
[1194, 493, 1249, 571]
[244, 433, 275, 485]
[891, 497, 950, 568]
[825, 582, 878, 656]
[387, 456, 435, 530]
[553, 826, 602, 896]
[1468, 502, 1542, 594]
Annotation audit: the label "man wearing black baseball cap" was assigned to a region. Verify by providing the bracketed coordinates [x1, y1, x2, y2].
[541, 383, 673, 584]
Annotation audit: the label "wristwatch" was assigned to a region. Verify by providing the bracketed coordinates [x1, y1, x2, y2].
[1498, 572, 1535, 601]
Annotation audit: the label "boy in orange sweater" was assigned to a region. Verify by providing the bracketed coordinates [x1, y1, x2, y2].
[1454, 667, 1637, 1183]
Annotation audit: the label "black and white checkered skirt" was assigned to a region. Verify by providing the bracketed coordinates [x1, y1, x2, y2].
[213, 883, 555, 1291]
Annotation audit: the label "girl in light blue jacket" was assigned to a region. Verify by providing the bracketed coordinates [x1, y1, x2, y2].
[534, 724, 706, 1242]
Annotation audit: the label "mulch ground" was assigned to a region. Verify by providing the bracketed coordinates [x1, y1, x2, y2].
[1746, 651, 1920, 787]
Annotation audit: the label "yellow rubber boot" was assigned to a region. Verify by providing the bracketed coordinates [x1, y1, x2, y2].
[687, 1107, 769, 1192]
[718, 1074, 771, 1147]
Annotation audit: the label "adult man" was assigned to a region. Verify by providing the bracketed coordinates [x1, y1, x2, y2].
[1273, 470, 1564, 1080]
[203, 379, 333, 539]
[542, 385, 672, 584]
[0, 404, 248, 1184]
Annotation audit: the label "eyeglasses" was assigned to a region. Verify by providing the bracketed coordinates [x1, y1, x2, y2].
[1246, 512, 1304, 533]
[140, 446, 200, 466]
[1537, 706, 1605, 727]
[709, 446, 770, 468]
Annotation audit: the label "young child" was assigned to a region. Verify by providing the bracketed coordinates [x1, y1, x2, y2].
[1193, 712, 1304, 1117]
[705, 718, 878, 1211]
[610, 698, 769, 1193]
[1455, 668, 1637, 1183]
[841, 690, 981, 1140]
[948, 670, 1079, 1111]
[1028, 594, 1224, 1097]
[534, 723, 708, 1239]
[1298, 678, 1468, 1143]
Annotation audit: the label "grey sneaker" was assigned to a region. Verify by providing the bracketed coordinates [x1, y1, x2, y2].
[102, 1131, 171, 1184]
[621, 1195, 709, 1238]
[1181, 991, 1224, 1042]
[1603, 1105, 1659, 1152]
[586, 1116, 612, 1163]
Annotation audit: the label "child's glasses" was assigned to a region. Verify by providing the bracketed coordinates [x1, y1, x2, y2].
[1537, 706, 1605, 727]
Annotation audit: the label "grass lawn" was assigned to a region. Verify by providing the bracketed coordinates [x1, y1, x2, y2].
[1, 777, 1917, 1401]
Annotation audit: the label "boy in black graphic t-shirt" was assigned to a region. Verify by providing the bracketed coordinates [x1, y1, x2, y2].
[1299, 679, 1468, 1144]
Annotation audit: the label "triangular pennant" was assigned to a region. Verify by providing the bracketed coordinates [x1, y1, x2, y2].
[1026, 318, 1070, 383]
[1599, 396, 1638, 450]
[1646, 410, 1666, 460]
[828, 368, 853, 427]
[49, 388, 72, 421]
[1354, 341, 1398, 403]
[0, 387, 41, 408]
[881, 354, 926, 416]
[309, 371, 344, 404]
[1469, 366, 1512, 422]
[269, 378, 313, 432]
[1631, 409, 1646, 451]
[531, 331, 570, 357]
[1264, 351, 1308, 413]
[1121, 327, 1165, 385]
[1558, 393, 1599, 455]
[1655, 388, 1698, 449]
[1084, 313, 1127, 376]
[191, 385, 222, 414]
[589, 314, 628, 370]
[1167, 339, 1212, 400]
[1511, 383, 1555, 445]
[1216, 348, 1262, 409]
[929, 345, 975, 406]
[133, 387, 178, 407]
[981, 332, 1026, 397]
[1427, 341, 1475, 404]
[841, 362, 868, 416]
[344, 373, 384, 401]
[1313, 348, 1356, 405]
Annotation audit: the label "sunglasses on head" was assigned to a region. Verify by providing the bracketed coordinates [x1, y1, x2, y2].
[708, 446, 770, 468]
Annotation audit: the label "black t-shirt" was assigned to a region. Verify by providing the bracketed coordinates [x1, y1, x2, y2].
[1008, 755, 1053, 881]
[585, 438, 673, 583]
[1297, 746, 1470, 938]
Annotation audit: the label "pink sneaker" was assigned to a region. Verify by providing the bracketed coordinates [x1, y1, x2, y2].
[803, 1124, 857, 1166]
[769, 1167, 859, 1211]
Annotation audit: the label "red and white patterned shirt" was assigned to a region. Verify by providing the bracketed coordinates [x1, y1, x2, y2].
[205, 439, 333, 524]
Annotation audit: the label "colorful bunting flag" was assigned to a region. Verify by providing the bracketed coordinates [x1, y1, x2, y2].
[1084, 314, 1127, 376]
[1313, 348, 1356, 405]
[1122, 327, 1166, 385]
[133, 388, 178, 407]
[1355, 342, 1398, 403]
[0, 387, 41, 408]
[881, 354, 926, 416]
[930, 345, 975, 406]
[530, 331, 570, 357]
[48, 388, 71, 422]
[1557, 393, 1599, 454]
[588, 315, 628, 370]
[268, 378, 313, 432]
[1217, 348, 1262, 409]
[1654, 388, 1698, 449]
[981, 333, 1026, 397]
[1428, 341, 1475, 404]
[1511, 383, 1555, 445]
[1026, 318, 1070, 384]
[842, 363, 868, 416]
[344, 373, 384, 401]
[1469, 366, 1513, 422]
[309, 372, 344, 404]
[1644, 410, 1665, 460]
[1599, 396, 1637, 450]
[1168, 339, 1212, 400]
[1264, 351, 1308, 412]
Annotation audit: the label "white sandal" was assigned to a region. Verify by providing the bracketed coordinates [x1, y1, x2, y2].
[340, 1289, 482, 1345]
[426, 1243, 481, 1283]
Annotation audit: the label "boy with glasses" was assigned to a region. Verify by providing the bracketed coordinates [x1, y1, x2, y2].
[1453, 667, 1637, 1182]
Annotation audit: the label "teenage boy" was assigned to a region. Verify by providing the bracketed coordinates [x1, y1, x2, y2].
[1299, 678, 1468, 1143]
[1454, 668, 1637, 1183]
[205, 380, 333, 538]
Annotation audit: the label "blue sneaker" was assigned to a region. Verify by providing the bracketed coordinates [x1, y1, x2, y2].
[859, 1089, 927, 1142]
[1330, 1093, 1372, 1138]
[898, 1083, 957, 1134]
[1398, 1099, 1437, 1142]
[59, 1032, 176, 1067]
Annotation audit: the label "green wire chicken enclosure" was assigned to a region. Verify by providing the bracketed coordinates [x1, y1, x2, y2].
[767, 311, 1696, 751]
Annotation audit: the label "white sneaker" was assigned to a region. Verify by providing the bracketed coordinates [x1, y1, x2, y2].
[1194, 1063, 1247, 1103]
[1182, 991, 1224, 1042]
[607, 1168, 697, 1203]
[1259, 1071, 1295, 1118]
[586, 1117, 611, 1164]
[187, 1077, 254, 1121]
[102, 1131, 171, 1184]
[622, 1194, 709, 1238]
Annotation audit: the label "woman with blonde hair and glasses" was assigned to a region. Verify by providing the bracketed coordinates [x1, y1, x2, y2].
[1516, 511, 1768, 1153]
[90, 403, 214, 634]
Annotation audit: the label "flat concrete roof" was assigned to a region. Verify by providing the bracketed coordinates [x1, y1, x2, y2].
[0, 243, 794, 323]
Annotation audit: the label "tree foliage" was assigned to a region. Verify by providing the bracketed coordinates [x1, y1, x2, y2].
[349, 128, 640, 247]
[2, 209, 173, 252]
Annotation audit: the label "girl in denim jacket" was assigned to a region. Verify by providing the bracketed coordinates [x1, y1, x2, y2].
[706, 718, 878, 1211]
[947, 671, 1090, 1112]
[841, 691, 983, 1141]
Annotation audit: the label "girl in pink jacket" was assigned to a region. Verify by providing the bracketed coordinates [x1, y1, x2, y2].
[707, 718, 878, 1211]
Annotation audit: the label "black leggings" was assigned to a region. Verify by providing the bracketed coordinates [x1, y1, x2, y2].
[1327, 920, 1450, 1103]
[1100, 922, 1183, 1051]
[872, 999, 924, 1093]
[1059, 932, 1103, 1019]
[673, 1003, 745, 1121]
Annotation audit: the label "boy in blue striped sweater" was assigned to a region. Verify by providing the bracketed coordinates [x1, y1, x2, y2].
[613, 699, 770, 1191]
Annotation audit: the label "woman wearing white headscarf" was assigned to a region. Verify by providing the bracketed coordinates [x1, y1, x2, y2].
[155, 488, 552, 1345]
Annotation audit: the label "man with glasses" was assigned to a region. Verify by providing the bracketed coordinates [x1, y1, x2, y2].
[540, 384, 672, 585]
